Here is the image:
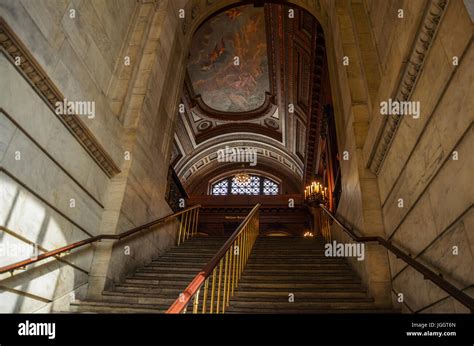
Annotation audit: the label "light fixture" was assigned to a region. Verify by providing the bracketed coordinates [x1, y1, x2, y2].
[234, 164, 251, 185]
[303, 231, 314, 238]
[234, 172, 251, 185]
[304, 180, 328, 205]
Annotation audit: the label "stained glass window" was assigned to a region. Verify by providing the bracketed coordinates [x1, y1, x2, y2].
[210, 175, 279, 195]
[263, 178, 279, 195]
[211, 179, 229, 195]
[231, 176, 260, 195]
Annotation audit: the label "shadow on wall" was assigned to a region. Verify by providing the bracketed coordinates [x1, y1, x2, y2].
[0, 173, 92, 312]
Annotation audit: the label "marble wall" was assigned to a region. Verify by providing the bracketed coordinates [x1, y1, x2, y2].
[372, 0, 473, 313]
[0, 0, 183, 311]
[319, 0, 473, 312]
[0, 52, 99, 312]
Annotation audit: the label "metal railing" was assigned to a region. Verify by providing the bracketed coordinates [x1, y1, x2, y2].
[166, 204, 260, 314]
[319, 204, 474, 312]
[0, 205, 201, 275]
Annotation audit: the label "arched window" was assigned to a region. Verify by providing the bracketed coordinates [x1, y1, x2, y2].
[210, 175, 279, 195]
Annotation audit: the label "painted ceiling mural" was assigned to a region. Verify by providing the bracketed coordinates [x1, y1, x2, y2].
[187, 5, 270, 113]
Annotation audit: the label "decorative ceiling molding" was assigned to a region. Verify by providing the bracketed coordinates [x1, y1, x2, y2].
[0, 18, 121, 178]
[195, 122, 282, 143]
[366, 0, 448, 175]
[174, 2, 327, 194]
[179, 73, 283, 145]
[175, 130, 305, 171]
[177, 141, 304, 184]
[192, 92, 276, 121]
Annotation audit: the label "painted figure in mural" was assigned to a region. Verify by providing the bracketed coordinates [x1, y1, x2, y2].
[188, 5, 270, 112]
[201, 38, 226, 71]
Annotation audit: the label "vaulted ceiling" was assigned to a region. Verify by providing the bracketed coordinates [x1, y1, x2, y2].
[172, 3, 327, 195]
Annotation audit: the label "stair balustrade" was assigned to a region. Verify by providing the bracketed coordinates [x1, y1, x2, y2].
[166, 204, 260, 314]
[319, 204, 474, 312]
[0, 205, 201, 276]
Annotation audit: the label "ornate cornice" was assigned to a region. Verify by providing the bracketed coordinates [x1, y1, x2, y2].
[0, 18, 120, 178]
[178, 142, 304, 184]
[368, 0, 448, 174]
[303, 24, 325, 185]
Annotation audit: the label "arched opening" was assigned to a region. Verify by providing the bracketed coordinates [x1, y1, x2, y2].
[172, 1, 339, 206]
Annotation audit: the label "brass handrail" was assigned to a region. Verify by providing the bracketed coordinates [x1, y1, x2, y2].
[319, 204, 474, 312]
[166, 203, 261, 314]
[0, 205, 201, 275]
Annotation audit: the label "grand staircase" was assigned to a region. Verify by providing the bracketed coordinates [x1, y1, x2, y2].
[71, 235, 390, 313]
[226, 236, 387, 313]
[70, 236, 227, 313]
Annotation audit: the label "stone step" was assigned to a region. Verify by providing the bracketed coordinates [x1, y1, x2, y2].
[252, 244, 325, 248]
[229, 296, 374, 305]
[124, 277, 198, 286]
[178, 237, 227, 244]
[70, 300, 168, 313]
[232, 290, 369, 299]
[101, 291, 177, 305]
[114, 284, 185, 295]
[225, 308, 396, 314]
[243, 268, 353, 275]
[129, 272, 199, 280]
[250, 249, 327, 254]
[226, 301, 379, 310]
[245, 263, 350, 270]
[145, 262, 203, 273]
[165, 249, 224, 255]
[238, 274, 359, 282]
[254, 238, 322, 242]
[248, 255, 333, 260]
[253, 241, 325, 245]
[238, 276, 360, 284]
[138, 267, 204, 274]
[236, 282, 364, 290]
[252, 247, 326, 252]
[246, 259, 349, 264]
[151, 256, 216, 263]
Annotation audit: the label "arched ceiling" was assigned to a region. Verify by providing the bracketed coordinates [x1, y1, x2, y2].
[173, 2, 327, 194]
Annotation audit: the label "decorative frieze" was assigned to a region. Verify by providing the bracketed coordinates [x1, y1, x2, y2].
[0, 18, 120, 178]
[369, 0, 448, 174]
